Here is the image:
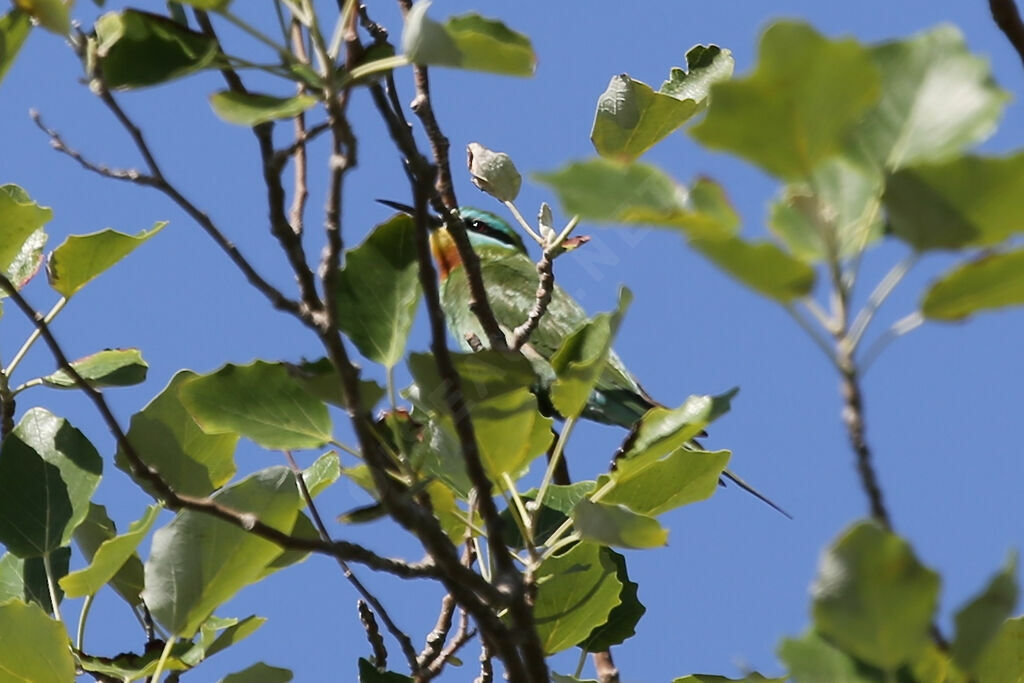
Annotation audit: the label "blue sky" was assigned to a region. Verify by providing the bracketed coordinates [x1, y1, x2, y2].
[2, 1, 1023, 680]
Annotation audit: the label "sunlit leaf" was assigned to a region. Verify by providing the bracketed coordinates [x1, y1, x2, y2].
[0, 184, 51, 272]
[812, 521, 939, 669]
[951, 553, 1019, 674]
[591, 75, 699, 162]
[221, 662, 294, 683]
[571, 499, 667, 549]
[40, 348, 148, 389]
[885, 153, 1024, 251]
[12, 0, 67, 34]
[849, 24, 1008, 170]
[922, 248, 1024, 321]
[59, 504, 160, 598]
[0, 10, 32, 86]
[660, 44, 735, 107]
[78, 644, 194, 679]
[974, 616, 1024, 683]
[284, 358, 385, 411]
[691, 21, 879, 179]
[2, 228, 46, 296]
[181, 361, 332, 450]
[209, 91, 318, 127]
[550, 287, 631, 418]
[599, 448, 730, 516]
[0, 408, 102, 557]
[334, 214, 421, 368]
[72, 503, 145, 606]
[94, 10, 220, 89]
[0, 601, 75, 681]
[402, 2, 535, 76]
[118, 370, 238, 498]
[619, 391, 735, 461]
[769, 157, 884, 263]
[143, 467, 303, 637]
[691, 235, 816, 302]
[47, 223, 166, 297]
[468, 142, 521, 202]
[534, 542, 622, 654]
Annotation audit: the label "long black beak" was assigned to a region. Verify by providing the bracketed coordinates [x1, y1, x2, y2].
[376, 199, 443, 229]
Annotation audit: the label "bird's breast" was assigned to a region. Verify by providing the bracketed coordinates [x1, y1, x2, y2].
[430, 229, 462, 281]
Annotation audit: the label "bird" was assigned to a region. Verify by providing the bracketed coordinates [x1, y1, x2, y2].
[377, 199, 790, 518]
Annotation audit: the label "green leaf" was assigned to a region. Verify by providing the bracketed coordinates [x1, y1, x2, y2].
[674, 674, 786, 682]
[591, 45, 733, 162]
[176, 0, 231, 10]
[209, 91, 318, 127]
[534, 159, 687, 226]
[2, 228, 47, 296]
[72, 503, 145, 606]
[59, 504, 160, 598]
[550, 287, 631, 418]
[921, 248, 1024, 321]
[974, 616, 1024, 683]
[620, 391, 735, 461]
[0, 184, 52, 272]
[221, 662, 293, 683]
[408, 349, 538, 410]
[598, 448, 730, 516]
[580, 548, 645, 651]
[334, 214, 421, 367]
[885, 154, 1024, 251]
[769, 157, 884, 263]
[951, 553, 1019, 673]
[143, 467, 303, 638]
[186, 615, 267, 664]
[284, 358, 385, 411]
[471, 387, 553, 480]
[912, 645, 969, 683]
[0, 548, 70, 616]
[94, 10, 220, 89]
[1, 10, 32, 86]
[13, 0, 68, 34]
[534, 542, 622, 654]
[691, 21, 880, 179]
[660, 45, 735, 106]
[0, 601, 75, 681]
[812, 521, 940, 669]
[691, 235, 816, 302]
[40, 348, 149, 389]
[402, 3, 535, 76]
[180, 361, 332, 450]
[118, 371, 238, 498]
[77, 643, 194, 679]
[571, 499, 668, 549]
[849, 24, 1008, 171]
[47, 223, 165, 298]
[302, 451, 341, 499]
[0, 408, 102, 557]
[591, 75, 701, 162]
[501, 482, 596, 548]
[779, 630, 881, 683]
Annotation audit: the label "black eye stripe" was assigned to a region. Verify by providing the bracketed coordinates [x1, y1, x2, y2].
[467, 220, 519, 248]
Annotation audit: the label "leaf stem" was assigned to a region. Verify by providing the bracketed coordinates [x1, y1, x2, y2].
[76, 593, 95, 650]
[42, 551, 62, 623]
[501, 472, 535, 555]
[529, 417, 576, 533]
[848, 253, 919, 351]
[4, 297, 67, 376]
[503, 200, 544, 246]
[152, 636, 177, 682]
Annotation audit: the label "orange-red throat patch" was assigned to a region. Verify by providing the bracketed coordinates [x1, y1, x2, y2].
[430, 228, 462, 280]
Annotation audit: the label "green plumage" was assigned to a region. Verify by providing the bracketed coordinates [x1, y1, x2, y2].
[440, 242, 656, 427]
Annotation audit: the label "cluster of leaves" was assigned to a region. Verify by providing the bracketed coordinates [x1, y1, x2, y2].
[1, 1, 1023, 682]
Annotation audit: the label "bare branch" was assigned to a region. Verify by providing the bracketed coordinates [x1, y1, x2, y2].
[0, 272, 435, 581]
[358, 600, 389, 669]
[474, 643, 493, 683]
[420, 609, 476, 680]
[511, 250, 555, 350]
[991, 0, 1024, 69]
[594, 650, 620, 683]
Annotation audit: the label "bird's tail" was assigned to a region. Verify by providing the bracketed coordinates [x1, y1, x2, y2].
[721, 469, 792, 519]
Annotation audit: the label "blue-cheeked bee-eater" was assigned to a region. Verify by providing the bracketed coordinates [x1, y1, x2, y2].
[378, 200, 789, 517]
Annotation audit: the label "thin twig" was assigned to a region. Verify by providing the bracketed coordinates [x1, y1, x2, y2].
[0, 271, 442, 582]
[847, 254, 919, 350]
[31, 112, 304, 319]
[991, 0, 1024, 69]
[358, 600, 389, 669]
[421, 609, 476, 680]
[289, 19, 311, 235]
[511, 249, 556, 350]
[474, 642, 494, 683]
[284, 451, 419, 671]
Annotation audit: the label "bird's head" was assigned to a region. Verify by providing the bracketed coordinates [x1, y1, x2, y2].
[376, 200, 527, 279]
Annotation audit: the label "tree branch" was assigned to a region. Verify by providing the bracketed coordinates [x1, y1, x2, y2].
[990, 0, 1024, 69]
